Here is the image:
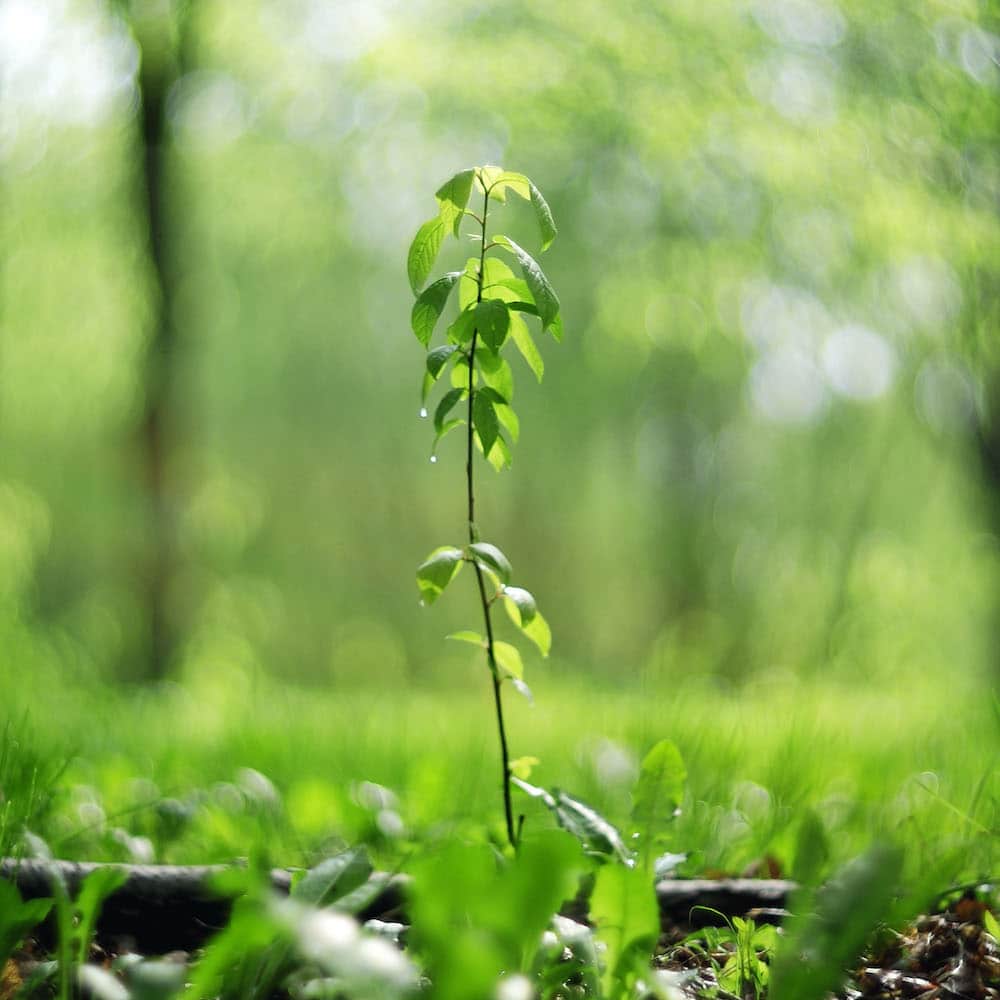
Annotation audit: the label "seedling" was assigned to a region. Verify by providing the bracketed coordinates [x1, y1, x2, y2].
[409, 166, 562, 848]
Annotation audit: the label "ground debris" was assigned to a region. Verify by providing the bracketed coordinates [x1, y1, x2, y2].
[655, 891, 1000, 1000]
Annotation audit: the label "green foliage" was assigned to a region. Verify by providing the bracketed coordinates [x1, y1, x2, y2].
[590, 862, 660, 998]
[291, 847, 372, 906]
[410, 167, 562, 847]
[0, 880, 52, 970]
[0, 719, 64, 859]
[632, 740, 686, 834]
[682, 912, 778, 1000]
[770, 843, 904, 1000]
[48, 866, 128, 1000]
[409, 832, 581, 1000]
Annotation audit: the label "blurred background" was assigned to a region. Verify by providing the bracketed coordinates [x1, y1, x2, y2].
[1, 0, 998, 700]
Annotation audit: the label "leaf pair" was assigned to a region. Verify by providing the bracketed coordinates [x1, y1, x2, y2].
[417, 541, 551, 658]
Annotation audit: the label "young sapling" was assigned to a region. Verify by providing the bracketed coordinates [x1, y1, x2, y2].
[409, 166, 562, 849]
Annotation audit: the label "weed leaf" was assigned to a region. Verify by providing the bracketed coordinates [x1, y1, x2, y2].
[292, 848, 372, 907]
[591, 862, 659, 998]
[0, 881, 52, 966]
[770, 843, 904, 1000]
[632, 739, 686, 834]
[75, 867, 127, 966]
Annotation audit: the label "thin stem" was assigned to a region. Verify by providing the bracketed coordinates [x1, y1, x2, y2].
[466, 177, 517, 850]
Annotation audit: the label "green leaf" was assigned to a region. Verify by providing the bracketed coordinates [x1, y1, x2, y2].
[407, 216, 447, 294]
[554, 789, 633, 864]
[292, 849, 372, 906]
[487, 170, 531, 201]
[512, 779, 632, 864]
[530, 181, 558, 251]
[458, 258, 480, 310]
[476, 165, 506, 199]
[506, 602, 551, 656]
[477, 347, 514, 402]
[0, 881, 52, 966]
[416, 546, 464, 604]
[508, 300, 540, 317]
[486, 434, 512, 472]
[411, 271, 461, 347]
[549, 311, 564, 342]
[632, 740, 686, 835]
[591, 862, 660, 998]
[509, 756, 539, 780]
[495, 277, 534, 303]
[509, 312, 544, 381]
[770, 844, 904, 1000]
[75, 867, 128, 966]
[478, 385, 510, 407]
[495, 402, 519, 443]
[985, 908, 1000, 942]
[434, 387, 465, 431]
[473, 299, 510, 352]
[451, 354, 475, 390]
[478, 259, 519, 302]
[436, 168, 475, 236]
[427, 344, 459, 379]
[502, 586, 537, 625]
[793, 808, 830, 886]
[432, 418, 464, 455]
[468, 541, 511, 583]
[493, 641, 524, 680]
[494, 236, 560, 330]
[461, 257, 519, 310]
[472, 391, 499, 456]
[447, 630, 485, 646]
[447, 307, 478, 345]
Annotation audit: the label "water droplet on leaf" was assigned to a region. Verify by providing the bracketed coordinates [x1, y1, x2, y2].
[430, 455, 437, 463]
[419, 407, 428, 418]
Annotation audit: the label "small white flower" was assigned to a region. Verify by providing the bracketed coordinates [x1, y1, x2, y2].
[298, 908, 360, 967]
[496, 972, 535, 1000]
[356, 936, 418, 988]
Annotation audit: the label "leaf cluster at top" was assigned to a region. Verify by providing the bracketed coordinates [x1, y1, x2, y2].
[408, 166, 563, 472]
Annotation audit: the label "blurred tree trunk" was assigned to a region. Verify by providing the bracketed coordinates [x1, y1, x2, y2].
[128, 1, 194, 680]
[971, 280, 1000, 684]
[975, 412, 1000, 685]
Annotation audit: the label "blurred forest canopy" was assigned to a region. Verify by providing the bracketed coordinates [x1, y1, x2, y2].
[0, 0, 998, 692]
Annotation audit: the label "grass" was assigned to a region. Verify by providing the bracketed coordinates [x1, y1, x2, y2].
[5, 660, 997, 891]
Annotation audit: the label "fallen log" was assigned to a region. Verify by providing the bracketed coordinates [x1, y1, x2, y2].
[654, 877, 794, 929]
[1, 858, 796, 953]
[0, 859, 406, 954]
